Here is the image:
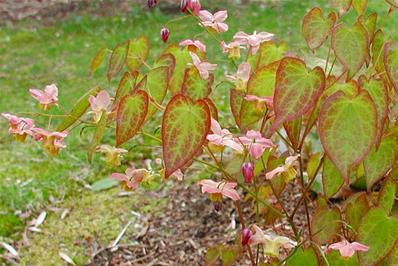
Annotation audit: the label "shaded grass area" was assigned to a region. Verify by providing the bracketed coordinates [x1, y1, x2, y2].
[0, 0, 397, 263]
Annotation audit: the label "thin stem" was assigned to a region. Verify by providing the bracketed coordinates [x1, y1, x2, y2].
[276, 130, 294, 150]
[324, 38, 332, 73]
[327, 57, 337, 78]
[297, 149, 312, 241]
[235, 201, 256, 266]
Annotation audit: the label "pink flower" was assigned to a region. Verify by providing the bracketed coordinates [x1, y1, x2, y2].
[29, 84, 58, 111]
[96, 144, 128, 166]
[221, 41, 243, 58]
[89, 90, 111, 123]
[239, 130, 275, 160]
[241, 228, 252, 246]
[198, 179, 240, 201]
[32, 128, 67, 156]
[111, 167, 149, 190]
[179, 39, 206, 52]
[180, 0, 201, 15]
[207, 118, 243, 152]
[233, 31, 274, 55]
[265, 155, 298, 180]
[198, 10, 228, 33]
[1, 113, 34, 142]
[244, 95, 273, 108]
[227, 62, 251, 91]
[328, 239, 369, 258]
[189, 52, 217, 80]
[242, 162, 254, 183]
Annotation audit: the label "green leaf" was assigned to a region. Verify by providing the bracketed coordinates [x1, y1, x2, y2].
[322, 156, 345, 198]
[378, 177, 397, 214]
[249, 41, 287, 70]
[311, 206, 342, 244]
[286, 247, 319, 266]
[56, 87, 100, 132]
[144, 66, 170, 120]
[364, 133, 398, 190]
[125, 36, 149, 72]
[240, 63, 277, 130]
[88, 110, 107, 163]
[384, 41, 398, 94]
[230, 89, 245, 128]
[220, 246, 239, 266]
[325, 250, 359, 265]
[163, 45, 191, 94]
[91, 177, 119, 192]
[205, 246, 220, 265]
[302, 7, 336, 51]
[162, 94, 210, 177]
[372, 29, 385, 73]
[331, 22, 368, 79]
[359, 76, 388, 146]
[155, 53, 176, 77]
[352, 0, 368, 15]
[116, 90, 149, 146]
[107, 42, 128, 81]
[318, 90, 377, 182]
[307, 153, 322, 180]
[331, 0, 352, 16]
[182, 67, 213, 100]
[269, 57, 325, 135]
[114, 72, 137, 104]
[361, 12, 377, 42]
[345, 192, 369, 233]
[89, 47, 107, 75]
[358, 208, 398, 265]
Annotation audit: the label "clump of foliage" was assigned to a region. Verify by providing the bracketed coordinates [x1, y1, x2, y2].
[3, 0, 398, 264]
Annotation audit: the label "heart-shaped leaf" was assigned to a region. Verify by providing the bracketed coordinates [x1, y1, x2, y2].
[284, 118, 302, 150]
[345, 193, 369, 234]
[372, 30, 385, 73]
[364, 133, 398, 190]
[144, 66, 170, 120]
[114, 72, 138, 105]
[181, 67, 213, 100]
[378, 177, 397, 214]
[126, 36, 149, 72]
[162, 94, 210, 177]
[359, 76, 388, 146]
[318, 90, 377, 182]
[384, 41, 398, 94]
[352, 0, 368, 15]
[311, 206, 342, 244]
[89, 47, 107, 75]
[332, 22, 368, 79]
[163, 45, 191, 94]
[331, 0, 352, 16]
[322, 156, 345, 198]
[302, 7, 337, 51]
[249, 41, 287, 70]
[240, 63, 278, 130]
[269, 57, 325, 135]
[358, 208, 398, 265]
[116, 90, 149, 146]
[107, 42, 128, 81]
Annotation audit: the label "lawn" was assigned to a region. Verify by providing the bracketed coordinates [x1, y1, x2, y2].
[0, 0, 397, 264]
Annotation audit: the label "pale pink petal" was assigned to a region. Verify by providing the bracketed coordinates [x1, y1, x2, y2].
[111, 173, 128, 182]
[198, 10, 213, 22]
[265, 166, 285, 180]
[339, 245, 355, 257]
[189, 52, 201, 67]
[96, 90, 111, 110]
[44, 84, 58, 98]
[207, 134, 224, 145]
[216, 23, 229, 33]
[221, 187, 240, 201]
[194, 40, 206, 52]
[29, 89, 44, 101]
[223, 139, 244, 152]
[172, 169, 184, 181]
[214, 10, 228, 22]
[350, 242, 369, 252]
[198, 179, 221, 194]
[237, 63, 251, 82]
[249, 143, 266, 160]
[210, 118, 222, 134]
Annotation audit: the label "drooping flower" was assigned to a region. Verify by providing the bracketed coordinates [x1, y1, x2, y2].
[198, 10, 228, 33]
[160, 27, 170, 43]
[249, 224, 294, 257]
[29, 84, 58, 111]
[233, 31, 274, 55]
[111, 167, 150, 190]
[89, 90, 111, 123]
[327, 239, 369, 258]
[32, 128, 67, 156]
[96, 144, 128, 166]
[241, 228, 252, 246]
[227, 62, 251, 91]
[242, 162, 254, 183]
[239, 130, 275, 160]
[265, 155, 298, 180]
[1, 113, 35, 142]
[198, 179, 240, 201]
[244, 95, 273, 109]
[189, 52, 217, 80]
[221, 41, 243, 59]
[206, 118, 243, 152]
[179, 39, 206, 53]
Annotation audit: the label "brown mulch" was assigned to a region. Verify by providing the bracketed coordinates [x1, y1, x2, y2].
[90, 178, 314, 266]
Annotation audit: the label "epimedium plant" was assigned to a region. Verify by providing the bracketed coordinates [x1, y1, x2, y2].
[2, 0, 398, 265]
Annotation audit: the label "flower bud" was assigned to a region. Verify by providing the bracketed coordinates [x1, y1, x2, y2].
[147, 0, 157, 8]
[189, 0, 201, 15]
[180, 0, 188, 12]
[241, 228, 252, 246]
[160, 27, 170, 43]
[242, 162, 254, 183]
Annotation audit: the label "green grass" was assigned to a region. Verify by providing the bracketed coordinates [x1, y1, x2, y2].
[0, 0, 397, 262]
